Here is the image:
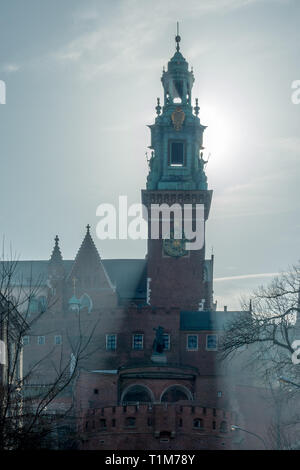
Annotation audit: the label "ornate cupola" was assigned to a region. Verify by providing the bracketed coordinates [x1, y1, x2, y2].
[146, 24, 208, 192]
[161, 25, 194, 108]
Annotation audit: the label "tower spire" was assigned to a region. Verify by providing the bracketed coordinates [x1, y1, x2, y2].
[48, 234, 64, 279]
[175, 22, 181, 52]
[50, 235, 63, 264]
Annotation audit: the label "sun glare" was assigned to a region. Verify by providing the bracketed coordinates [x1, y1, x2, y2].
[200, 104, 241, 170]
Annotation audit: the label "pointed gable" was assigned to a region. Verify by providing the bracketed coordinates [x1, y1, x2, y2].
[68, 225, 115, 292]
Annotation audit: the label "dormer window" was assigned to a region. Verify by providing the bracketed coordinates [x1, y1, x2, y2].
[169, 140, 185, 167]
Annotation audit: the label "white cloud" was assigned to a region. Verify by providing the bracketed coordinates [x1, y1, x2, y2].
[214, 272, 280, 282]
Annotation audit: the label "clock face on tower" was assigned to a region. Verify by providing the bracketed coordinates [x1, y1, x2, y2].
[163, 235, 188, 258]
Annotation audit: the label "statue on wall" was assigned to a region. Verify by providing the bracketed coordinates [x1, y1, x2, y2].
[152, 326, 165, 354]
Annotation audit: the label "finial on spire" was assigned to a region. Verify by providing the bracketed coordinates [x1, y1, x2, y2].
[86, 224, 91, 233]
[155, 97, 161, 115]
[175, 21, 181, 52]
[194, 98, 200, 116]
[54, 235, 59, 246]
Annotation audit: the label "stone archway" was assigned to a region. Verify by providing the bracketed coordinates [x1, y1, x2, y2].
[121, 384, 154, 404]
[160, 384, 193, 403]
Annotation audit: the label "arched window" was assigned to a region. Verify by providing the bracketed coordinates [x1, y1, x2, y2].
[161, 385, 192, 403]
[193, 418, 203, 429]
[122, 385, 153, 404]
[220, 421, 228, 433]
[80, 293, 93, 313]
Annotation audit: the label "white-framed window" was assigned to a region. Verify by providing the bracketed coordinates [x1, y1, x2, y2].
[37, 336, 45, 345]
[132, 333, 144, 350]
[206, 334, 218, 351]
[187, 334, 198, 351]
[22, 336, 30, 346]
[163, 333, 170, 351]
[106, 334, 117, 351]
[54, 335, 62, 345]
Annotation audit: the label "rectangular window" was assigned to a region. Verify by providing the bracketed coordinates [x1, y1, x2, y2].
[163, 333, 170, 351]
[106, 334, 117, 351]
[54, 335, 62, 345]
[37, 336, 45, 345]
[132, 334, 144, 350]
[187, 335, 198, 351]
[169, 141, 185, 166]
[206, 334, 218, 351]
[100, 419, 106, 429]
[22, 336, 30, 346]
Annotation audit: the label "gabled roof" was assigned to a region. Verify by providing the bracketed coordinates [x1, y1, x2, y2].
[67, 225, 115, 290]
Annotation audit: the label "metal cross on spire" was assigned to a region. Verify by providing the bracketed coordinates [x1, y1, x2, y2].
[175, 21, 181, 51]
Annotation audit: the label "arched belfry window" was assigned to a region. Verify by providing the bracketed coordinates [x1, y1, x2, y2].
[174, 80, 183, 100]
[160, 385, 193, 403]
[121, 385, 154, 404]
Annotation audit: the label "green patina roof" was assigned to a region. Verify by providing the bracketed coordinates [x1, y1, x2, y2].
[180, 310, 244, 331]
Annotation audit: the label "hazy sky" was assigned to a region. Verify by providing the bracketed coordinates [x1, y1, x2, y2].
[0, 0, 299, 309]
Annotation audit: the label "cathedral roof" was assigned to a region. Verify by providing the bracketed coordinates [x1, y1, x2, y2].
[3, 259, 147, 301]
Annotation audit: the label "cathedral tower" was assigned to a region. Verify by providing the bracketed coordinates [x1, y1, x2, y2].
[142, 29, 214, 311]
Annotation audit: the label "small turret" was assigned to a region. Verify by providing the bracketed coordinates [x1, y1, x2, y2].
[48, 235, 64, 279]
